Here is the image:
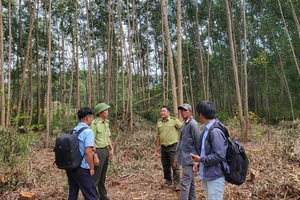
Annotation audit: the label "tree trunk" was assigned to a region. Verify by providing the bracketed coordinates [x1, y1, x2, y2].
[177, 0, 183, 108]
[206, 0, 212, 100]
[84, 0, 92, 107]
[278, 0, 300, 76]
[105, 0, 112, 104]
[278, 53, 295, 120]
[36, 0, 41, 126]
[242, 0, 249, 140]
[161, 0, 178, 117]
[46, 0, 52, 148]
[75, 0, 80, 111]
[16, 0, 37, 126]
[117, 0, 125, 119]
[224, 0, 245, 140]
[6, 0, 12, 126]
[126, 0, 133, 133]
[289, 0, 300, 40]
[0, 0, 4, 127]
[195, 0, 207, 100]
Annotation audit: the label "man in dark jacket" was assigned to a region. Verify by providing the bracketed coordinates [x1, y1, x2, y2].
[175, 103, 201, 200]
[191, 101, 229, 200]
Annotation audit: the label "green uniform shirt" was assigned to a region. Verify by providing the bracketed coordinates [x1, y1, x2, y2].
[90, 118, 111, 148]
[157, 116, 182, 146]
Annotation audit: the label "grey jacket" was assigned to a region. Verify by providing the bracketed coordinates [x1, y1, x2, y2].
[176, 116, 201, 167]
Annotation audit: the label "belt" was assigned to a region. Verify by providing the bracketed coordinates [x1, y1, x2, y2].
[161, 142, 177, 148]
[96, 146, 108, 149]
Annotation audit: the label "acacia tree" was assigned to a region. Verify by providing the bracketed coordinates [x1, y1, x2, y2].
[177, 0, 183, 108]
[161, 0, 178, 117]
[0, 0, 4, 127]
[224, 0, 246, 141]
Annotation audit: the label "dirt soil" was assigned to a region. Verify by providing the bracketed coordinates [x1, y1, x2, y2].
[1, 122, 300, 200]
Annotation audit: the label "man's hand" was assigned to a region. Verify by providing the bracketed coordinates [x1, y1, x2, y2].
[193, 162, 199, 172]
[173, 159, 178, 167]
[90, 169, 95, 176]
[109, 149, 114, 159]
[93, 153, 100, 166]
[156, 146, 161, 154]
[190, 153, 200, 162]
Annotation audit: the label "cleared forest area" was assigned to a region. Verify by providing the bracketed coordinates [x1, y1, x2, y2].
[1, 120, 300, 200]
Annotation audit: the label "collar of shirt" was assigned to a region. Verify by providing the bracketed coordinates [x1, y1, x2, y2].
[184, 116, 192, 124]
[204, 119, 216, 131]
[77, 122, 89, 128]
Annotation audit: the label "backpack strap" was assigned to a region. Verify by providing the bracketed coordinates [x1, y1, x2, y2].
[73, 127, 89, 135]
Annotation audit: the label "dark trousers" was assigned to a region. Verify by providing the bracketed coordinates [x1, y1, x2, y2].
[161, 143, 180, 186]
[94, 148, 110, 200]
[66, 167, 97, 200]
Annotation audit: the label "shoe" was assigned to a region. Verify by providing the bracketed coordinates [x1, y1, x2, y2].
[175, 186, 181, 191]
[166, 180, 172, 186]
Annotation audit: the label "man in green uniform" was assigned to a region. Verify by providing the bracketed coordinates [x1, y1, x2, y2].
[91, 103, 114, 200]
[156, 105, 182, 191]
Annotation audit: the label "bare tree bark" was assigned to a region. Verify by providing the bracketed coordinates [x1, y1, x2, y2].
[0, 0, 4, 127]
[117, 0, 125, 119]
[36, 0, 41, 126]
[177, 0, 183, 108]
[161, 0, 178, 117]
[84, 0, 92, 107]
[195, 0, 207, 100]
[161, 5, 166, 106]
[46, 0, 52, 148]
[224, 0, 246, 141]
[105, 0, 112, 104]
[126, 0, 133, 133]
[75, 0, 80, 111]
[242, 0, 249, 140]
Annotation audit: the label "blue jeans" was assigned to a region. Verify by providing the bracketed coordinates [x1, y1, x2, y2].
[201, 176, 225, 200]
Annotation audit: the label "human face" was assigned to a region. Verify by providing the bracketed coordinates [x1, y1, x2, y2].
[180, 109, 192, 121]
[85, 114, 94, 126]
[99, 109, 109, 119]
[160, 107, 170, 120]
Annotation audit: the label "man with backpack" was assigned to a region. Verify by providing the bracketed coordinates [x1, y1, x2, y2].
[190, 101, 230, 200]
[175, 103, 201, 199]
[66, 107, 98, 200]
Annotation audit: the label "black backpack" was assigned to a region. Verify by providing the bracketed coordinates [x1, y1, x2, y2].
[54, 127, 88, 170]
[207, 120, 249, 185]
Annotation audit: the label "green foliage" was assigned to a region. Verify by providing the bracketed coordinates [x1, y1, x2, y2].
[0, 128, 38, 193]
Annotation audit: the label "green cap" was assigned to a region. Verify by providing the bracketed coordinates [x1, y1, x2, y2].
[94, 103, 110, 116]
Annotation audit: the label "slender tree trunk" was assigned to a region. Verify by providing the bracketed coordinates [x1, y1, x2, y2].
[6, 0, 12, 126]
[177, 0, 183, 108]
[36, 0, 41, 126]
[161, 6, 166, 106]
[28, 44, 33, 125]
[105, 0, 112, 104]
[206, 0, 212, 100]
[126, 0, 133, 133]
[117, 0, 125, 119]
[16, 0, 37, 125]
[46, 0, 52, 148]
[161, 0, 178, 117]
[278, 0, 300, 76]
[224, 0, 245, 140]
[0, 0, 4, 127]
[61, 19, 66, 111]
[289, 0, 300, 40]
[84, 0, 92, 107]
[69, 37, 75, 114]
[146, 0, 150, 108]
[75, 0, 80, 111]
[243, 0, 248, 140]
[195, 0, 207, 100]
[278, 53, 295, 120]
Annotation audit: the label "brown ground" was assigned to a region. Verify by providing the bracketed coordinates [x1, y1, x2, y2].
[1, 121, 300, 200]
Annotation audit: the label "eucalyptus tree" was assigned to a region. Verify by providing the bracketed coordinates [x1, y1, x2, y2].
[0, 0, 4, 127]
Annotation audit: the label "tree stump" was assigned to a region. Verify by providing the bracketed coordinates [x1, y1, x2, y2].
[19, 192, 36, 200]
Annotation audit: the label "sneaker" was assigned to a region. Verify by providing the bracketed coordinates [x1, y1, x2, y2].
[175, 186, 181, 191]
